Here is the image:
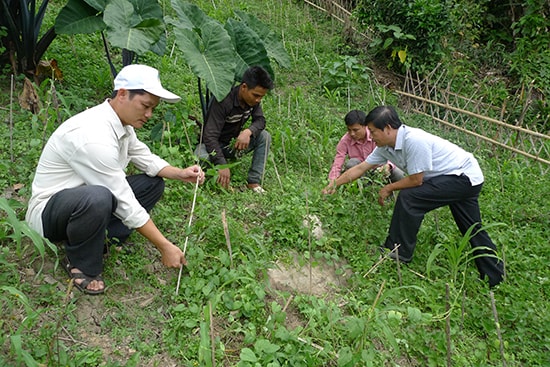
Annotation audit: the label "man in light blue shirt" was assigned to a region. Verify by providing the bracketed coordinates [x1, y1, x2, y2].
[323, 105, 504, 287]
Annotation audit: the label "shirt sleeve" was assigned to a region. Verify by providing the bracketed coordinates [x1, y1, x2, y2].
[203, 99, 229, 166]
[365, 147, 388, 166]
[127, 132, 170, 176]
[69, 141, 150, 230]
[328, 136, 348, 180]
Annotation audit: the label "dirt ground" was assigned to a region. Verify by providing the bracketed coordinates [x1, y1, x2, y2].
[14, 249, 352, 366]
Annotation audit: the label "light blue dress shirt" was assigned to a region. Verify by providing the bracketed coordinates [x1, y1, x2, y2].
[366, 125, 484, 185]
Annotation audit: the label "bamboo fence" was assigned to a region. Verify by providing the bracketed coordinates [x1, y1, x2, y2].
[304, 0, 550, 172]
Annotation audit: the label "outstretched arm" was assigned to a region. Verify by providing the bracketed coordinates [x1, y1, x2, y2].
[322, 161, 377, 194]
[137, 219, 187, 268]
[158, 165, 205, 184]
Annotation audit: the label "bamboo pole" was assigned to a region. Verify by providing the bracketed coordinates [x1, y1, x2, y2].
[490, 291, 507, 367]
[413, 110, 550, 165]
[396, 90, 550, 139]
[445, 283, 452, 367]
[303, 0, 370, 38]
[221, 209, 233, 268]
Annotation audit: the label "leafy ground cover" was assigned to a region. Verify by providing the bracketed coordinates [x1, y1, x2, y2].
[1, 1, 549, 366]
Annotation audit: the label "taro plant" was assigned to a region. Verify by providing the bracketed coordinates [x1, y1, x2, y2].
[54, 0, 290, 131]
[0, 0, 57, 77]
[55, 0, 166, 76]
[168, 1, 290, 122]
[321, 55, 372, 107]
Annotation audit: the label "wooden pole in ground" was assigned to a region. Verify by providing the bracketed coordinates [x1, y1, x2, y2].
[490, 291, 507, 367]
[445, 283, 452, 367]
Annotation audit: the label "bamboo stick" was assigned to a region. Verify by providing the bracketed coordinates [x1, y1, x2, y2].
[490, 291, 507, 367]
[414, 110, 550, 165]
[396, 90, 550, 139]
[221, 209, 233, 268]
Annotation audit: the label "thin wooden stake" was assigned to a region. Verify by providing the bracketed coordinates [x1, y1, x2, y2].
[297, 337, 339, 359]
[282, 294, 294, 313]
[395, 244, 402, 286]
[269, 155, 283, 190]
[176, 119, 203, 296]
[370, 280, 386, 315]
[363, 244, 401, 278]
[490, 291, 507, 367]
[221, 209, 233, 268]
[175, 175, 200, 296]
[9, 74, 14, 162]
[445, 283, 452, 367]
[209, 300, 216, 367]
[49, 279, 74, 365]
[305, 190, 312, 294]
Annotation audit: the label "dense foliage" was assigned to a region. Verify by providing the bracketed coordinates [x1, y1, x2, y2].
[355, 0, 550, 101]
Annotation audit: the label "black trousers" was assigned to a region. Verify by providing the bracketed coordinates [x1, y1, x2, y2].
[383, 174, 504, 287]
[42, 174, 164, 276]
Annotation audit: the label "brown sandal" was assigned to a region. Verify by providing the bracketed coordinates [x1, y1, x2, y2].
[61, 257, 105, 295]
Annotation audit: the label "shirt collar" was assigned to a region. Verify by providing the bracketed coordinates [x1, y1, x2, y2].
[103, 99, 128, 140]
[394, 125, 406, 150]
[231, 85, 243, 108]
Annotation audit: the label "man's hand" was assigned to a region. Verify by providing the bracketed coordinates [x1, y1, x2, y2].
[322, 179, 337, 195]
[160, 242, 188, 268]
[377, 172, 423, 205]
[375, 163, 392, 178]
[378, 185, 393, 206]
[158, 165, 205, 184]
[181, 165, 205, 184]
[217, 167, 231, 188]
[234, 129, 252, 151]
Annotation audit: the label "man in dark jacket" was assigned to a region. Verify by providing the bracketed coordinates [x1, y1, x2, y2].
[196, 66, 274, 193]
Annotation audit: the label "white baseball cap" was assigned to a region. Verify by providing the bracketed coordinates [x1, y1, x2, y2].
[114, 64, 181, 103]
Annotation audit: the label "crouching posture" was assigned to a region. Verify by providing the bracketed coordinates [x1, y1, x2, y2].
[26, 64, 204, 294]
[323, 105, 504, 287]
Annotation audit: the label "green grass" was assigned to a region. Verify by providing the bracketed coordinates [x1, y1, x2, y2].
[1, 0, 549, 366]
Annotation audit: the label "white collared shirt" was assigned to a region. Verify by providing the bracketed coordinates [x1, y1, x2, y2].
[366, 125, 484, 185]
[25, 100, 170, 235]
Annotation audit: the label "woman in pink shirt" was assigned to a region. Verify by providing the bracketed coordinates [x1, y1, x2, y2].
[328, 110, 404, 185]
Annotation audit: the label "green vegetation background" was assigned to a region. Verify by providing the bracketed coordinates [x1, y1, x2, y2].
[1, 1, 548, 366]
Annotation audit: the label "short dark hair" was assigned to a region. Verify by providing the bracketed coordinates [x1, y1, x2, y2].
[111, 89, 147, 99]
[242, 66, 274, 90]
[365, 105, 403, 129]
[344, 110, 367, 126]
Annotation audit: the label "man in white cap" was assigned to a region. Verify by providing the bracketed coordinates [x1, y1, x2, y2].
[26, 64, 204, 294]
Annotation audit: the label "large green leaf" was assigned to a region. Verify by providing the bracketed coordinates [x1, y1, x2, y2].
[235, 10, 290, 68]
[104, 0, 164, 54]
[173, 21, 236, 101]
[225, 18, 273, 81]
[55, 0, 106, 34]
[149, 31, 167, 56]
[170, 0, 236, 101]
[131, 0, 163, 19]
[169, 0, 211, 30]
[83, 0, 109, 12]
